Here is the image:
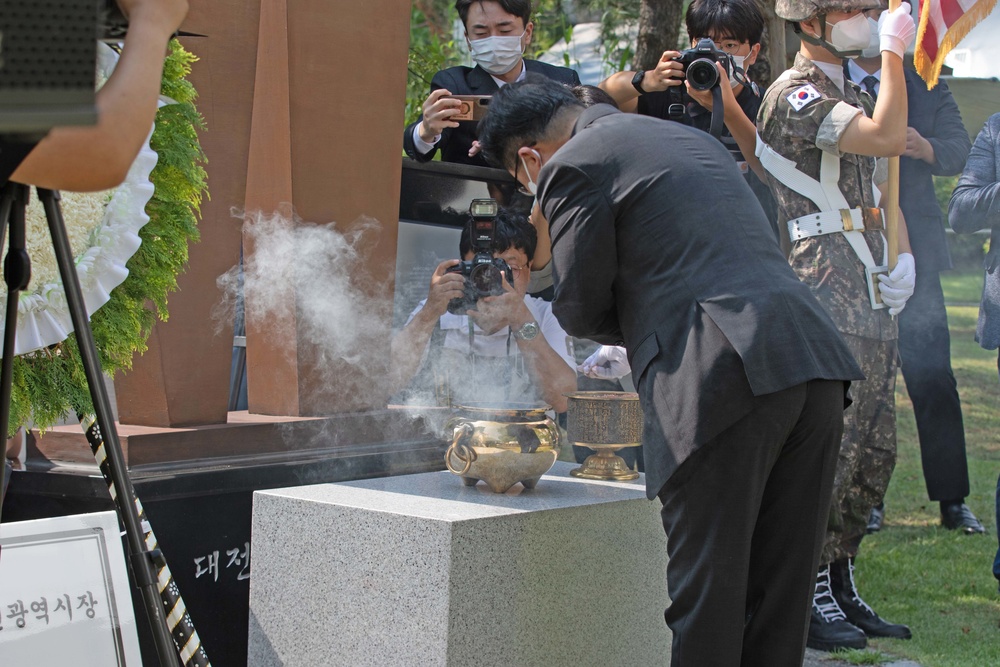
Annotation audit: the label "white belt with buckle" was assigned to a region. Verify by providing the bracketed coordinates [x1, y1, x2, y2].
[787, 208, 883, 242]
[787, 208, 889, 310]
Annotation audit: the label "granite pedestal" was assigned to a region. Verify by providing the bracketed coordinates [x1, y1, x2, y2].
[248, 461, 671, 666]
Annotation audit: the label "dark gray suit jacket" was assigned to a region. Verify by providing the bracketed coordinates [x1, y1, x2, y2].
[403, 60, 581, 167]
[900, 69, 971, 273]
[539, 106, 864, 498]
[949, 112, 1000, 350]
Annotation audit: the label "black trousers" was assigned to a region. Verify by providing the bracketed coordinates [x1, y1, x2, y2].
[897, 267, 970, 501]
[657, 379, 844, 667]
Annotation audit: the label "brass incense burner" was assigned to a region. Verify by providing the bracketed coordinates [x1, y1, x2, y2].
[444, 402, 560, 493]
[565, 391, 642, 481]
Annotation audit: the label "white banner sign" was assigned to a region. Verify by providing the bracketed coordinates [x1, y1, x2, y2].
[0, 511, 142, 665]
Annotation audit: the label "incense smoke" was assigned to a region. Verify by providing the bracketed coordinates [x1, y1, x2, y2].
[215, 208, 391, 401]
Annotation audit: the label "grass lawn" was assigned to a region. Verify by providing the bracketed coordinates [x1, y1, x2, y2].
[846, 269, 1000, 666]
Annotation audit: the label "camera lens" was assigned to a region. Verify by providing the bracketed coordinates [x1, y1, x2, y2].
[469, 263, 502, 296]
[687, 58, 719, 91]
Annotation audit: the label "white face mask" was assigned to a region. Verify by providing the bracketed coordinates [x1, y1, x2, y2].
[520, 149, 542, 196]
[827, 12, 873, 56]
[861, 17, 881, 58]
[729, 54, 747, 89]
[469, 30, 526, 76]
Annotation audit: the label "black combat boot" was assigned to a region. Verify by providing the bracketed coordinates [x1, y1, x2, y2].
[829, 557, 912, 639]
[807, 563, 868, 651]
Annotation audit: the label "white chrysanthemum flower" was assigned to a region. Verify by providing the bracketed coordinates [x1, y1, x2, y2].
[24, 190, 111, 290]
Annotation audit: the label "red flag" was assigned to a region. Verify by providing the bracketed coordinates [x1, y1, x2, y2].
[915, 0, 997, 88]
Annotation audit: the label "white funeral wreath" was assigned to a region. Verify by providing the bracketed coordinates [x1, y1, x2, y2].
[1, 43, 160, 357]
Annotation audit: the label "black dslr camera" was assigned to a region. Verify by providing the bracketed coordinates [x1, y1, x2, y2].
[672, 37, 733, 91]
[445, 199, 513, 315]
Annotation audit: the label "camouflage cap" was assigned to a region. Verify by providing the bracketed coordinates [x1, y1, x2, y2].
[776, 0, 882, 21]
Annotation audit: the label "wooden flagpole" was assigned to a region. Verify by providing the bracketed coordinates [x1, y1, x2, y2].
[886, 0, 902, 269]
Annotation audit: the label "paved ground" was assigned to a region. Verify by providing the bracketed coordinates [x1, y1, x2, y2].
[803, 647, 923, 666]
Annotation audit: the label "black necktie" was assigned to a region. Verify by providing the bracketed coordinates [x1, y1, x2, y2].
[861, 75, 879, 100]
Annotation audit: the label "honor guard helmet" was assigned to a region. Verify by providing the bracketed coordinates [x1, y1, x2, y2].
[776, 0, 882, 21]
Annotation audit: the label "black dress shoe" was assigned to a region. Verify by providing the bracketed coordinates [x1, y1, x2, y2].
[941, 502, 986, 534]
[867, 502, 884, 534]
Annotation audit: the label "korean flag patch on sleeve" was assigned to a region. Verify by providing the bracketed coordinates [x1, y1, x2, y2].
[787, 84, 822, 112]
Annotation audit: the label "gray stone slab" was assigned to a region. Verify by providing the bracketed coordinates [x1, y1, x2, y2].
[248, 461, 671, 666]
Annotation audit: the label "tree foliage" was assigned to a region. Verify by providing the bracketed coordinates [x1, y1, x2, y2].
[634, 0, 684, 70]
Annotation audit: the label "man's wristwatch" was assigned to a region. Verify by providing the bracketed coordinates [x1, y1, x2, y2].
[512, 321, 540, 341]
[631, 70, 647, 95]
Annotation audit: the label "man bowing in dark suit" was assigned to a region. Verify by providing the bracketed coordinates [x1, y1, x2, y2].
[403, 0, 580, 168]
[479, 76, 865, 666]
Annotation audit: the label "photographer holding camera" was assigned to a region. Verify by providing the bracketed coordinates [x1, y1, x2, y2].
[390, 207, 576, 413]
[582, 0, 778, 395]
[4, 0, 189, 192]
[598, 0, 774, 220]
[403, 0, 580, 168]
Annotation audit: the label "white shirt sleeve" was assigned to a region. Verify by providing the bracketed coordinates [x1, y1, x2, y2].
[411, 122, 440, 155]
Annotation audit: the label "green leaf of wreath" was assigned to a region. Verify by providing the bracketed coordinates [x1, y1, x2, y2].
[8, 40, 207, 437]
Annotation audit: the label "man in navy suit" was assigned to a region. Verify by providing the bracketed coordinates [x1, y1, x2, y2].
[403, 0, 581, 167]
[847, 31, 983, 534]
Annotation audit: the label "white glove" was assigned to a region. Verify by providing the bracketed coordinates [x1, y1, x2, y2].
[578, 345, 631, 380]
[877, 252, 916, 316]
[878, 2, 916, 59]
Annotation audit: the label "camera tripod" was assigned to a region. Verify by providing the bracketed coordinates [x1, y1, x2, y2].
[0, 182, 207, 666]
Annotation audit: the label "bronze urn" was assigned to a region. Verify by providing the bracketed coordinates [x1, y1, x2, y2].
[444, 402, 560, 493]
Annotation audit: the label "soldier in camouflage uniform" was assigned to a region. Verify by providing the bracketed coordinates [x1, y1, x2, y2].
[758, 0, 918, 652]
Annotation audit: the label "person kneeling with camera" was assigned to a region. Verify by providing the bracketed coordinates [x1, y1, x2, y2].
[390, 206, 576, 414]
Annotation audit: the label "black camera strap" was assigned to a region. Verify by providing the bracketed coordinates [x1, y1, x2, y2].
[708, 85, 724, 140]
[663, 85, 721, 139]
[503, 328, 529, 403]
[505, 330, 513, 402]
[467, 317, 476, 378]
[665, 86, 687, 122]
